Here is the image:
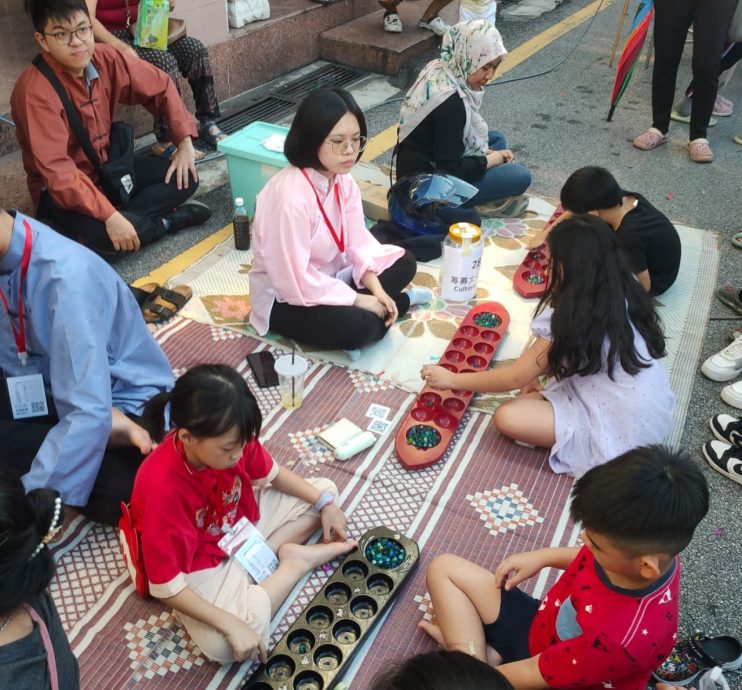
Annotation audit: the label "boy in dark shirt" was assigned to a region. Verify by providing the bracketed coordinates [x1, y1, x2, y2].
[420, 446, 709, 690]
[560, 166, 681, 295]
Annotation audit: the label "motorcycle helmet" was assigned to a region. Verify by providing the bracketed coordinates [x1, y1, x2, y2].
[388, 173, 479, 237]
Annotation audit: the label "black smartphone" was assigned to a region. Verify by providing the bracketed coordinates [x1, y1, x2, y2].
[246, 351, 279, 388]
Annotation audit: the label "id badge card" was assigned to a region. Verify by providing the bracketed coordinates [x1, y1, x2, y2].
[218, 517, 279, 583]
[3, 358, 48, 420]
[334, 263, 353, 286]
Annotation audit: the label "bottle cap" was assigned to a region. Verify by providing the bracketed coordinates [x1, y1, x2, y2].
[447, 222, 481, 244]
[235, 197, 244, 206]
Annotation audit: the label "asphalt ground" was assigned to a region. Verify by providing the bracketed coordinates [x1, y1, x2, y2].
[111, 0, 741, 679]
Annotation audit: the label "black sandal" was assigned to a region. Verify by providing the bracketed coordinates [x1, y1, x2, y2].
[140, 284, 193, 323]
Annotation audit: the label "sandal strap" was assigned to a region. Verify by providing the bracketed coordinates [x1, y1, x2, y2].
[150, 285, 190, 309]
[143, 302, 176, 321]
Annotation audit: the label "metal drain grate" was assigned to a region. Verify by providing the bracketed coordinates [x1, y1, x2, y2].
[216, 63, 367, 135]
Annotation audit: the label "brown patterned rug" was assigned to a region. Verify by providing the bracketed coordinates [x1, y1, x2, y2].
[51, 317, 574, 689]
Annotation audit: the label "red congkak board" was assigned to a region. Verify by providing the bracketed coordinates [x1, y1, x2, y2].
[512, 204, 563, 299]
[395, 302, 510, 470]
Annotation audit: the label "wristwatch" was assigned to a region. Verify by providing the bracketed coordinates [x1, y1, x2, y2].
[314, 491, 334, 512]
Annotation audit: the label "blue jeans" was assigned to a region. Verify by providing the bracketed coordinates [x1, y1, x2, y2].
[462, 131, 532, 207]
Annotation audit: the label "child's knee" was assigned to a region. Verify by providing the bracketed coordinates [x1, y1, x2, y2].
[426, 553, 458, 585]
[493, 403, 517, 438]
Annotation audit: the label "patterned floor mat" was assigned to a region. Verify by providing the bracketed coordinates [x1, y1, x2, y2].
[53, 318, 575, 689]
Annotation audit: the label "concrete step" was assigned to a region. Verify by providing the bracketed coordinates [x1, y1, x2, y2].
[320, 0, 459, 76]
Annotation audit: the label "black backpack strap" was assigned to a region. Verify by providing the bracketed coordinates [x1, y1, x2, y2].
[389, 125, 400, 192]
[32, 54, 103, 172]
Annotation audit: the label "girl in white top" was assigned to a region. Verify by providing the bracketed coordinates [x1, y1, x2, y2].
[422, 215, 675, 477]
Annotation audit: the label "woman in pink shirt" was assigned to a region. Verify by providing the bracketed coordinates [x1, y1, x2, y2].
[249, 88, 431, 359]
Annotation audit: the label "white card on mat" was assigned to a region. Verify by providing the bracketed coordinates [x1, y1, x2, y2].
[366, 404, 390, 420]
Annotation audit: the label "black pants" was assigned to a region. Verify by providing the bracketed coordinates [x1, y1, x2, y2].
[37, 154, 197, 254]
[685, 42, 742, 96]
[111, 29, 221, 142]
[0, 411, 146, 526]
[269, 251, 417, 351]
[652, 0, 738, 140]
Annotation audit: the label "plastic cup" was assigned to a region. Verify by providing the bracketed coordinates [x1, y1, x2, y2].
[274, 355, 308, 410]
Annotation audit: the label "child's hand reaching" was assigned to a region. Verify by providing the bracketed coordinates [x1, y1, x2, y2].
[320, 504, 348, 542]
[494, 551, 546, 591]
[421, 365, 455, 390]
[222, 613, 267, 663]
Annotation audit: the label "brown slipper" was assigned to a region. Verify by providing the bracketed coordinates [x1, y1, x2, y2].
[141, 284, 193, 323]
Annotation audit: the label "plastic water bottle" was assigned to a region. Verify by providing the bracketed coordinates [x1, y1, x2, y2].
[233, 197, 250, 250]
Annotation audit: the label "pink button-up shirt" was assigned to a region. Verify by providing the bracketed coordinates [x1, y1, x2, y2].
[249, 166, 404, 335]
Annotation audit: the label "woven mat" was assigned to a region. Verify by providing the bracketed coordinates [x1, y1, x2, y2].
[52, 318, 575, 689]
[167, 195, 718, 443]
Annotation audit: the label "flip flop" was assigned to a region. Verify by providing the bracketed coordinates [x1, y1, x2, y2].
[152, 142, 206, 161]
[669, 110, 717, 126]
[716, 280, 742, 315]
[141, 284, 193, 323]
[198, 121, 228, 148]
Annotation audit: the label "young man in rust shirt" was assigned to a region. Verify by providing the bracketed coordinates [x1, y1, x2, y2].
[11, 0, 211, 255]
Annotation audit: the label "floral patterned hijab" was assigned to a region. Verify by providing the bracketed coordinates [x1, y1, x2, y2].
[398, 20, 507, 156]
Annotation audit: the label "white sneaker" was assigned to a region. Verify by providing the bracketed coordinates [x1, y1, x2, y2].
[384, 12, 403, 32]
[701, 335, 742, 381]
[418, 16, 449, 36]
[721, 380, 742, 409]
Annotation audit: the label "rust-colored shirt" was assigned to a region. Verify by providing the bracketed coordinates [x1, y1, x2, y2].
[11, 45, 197, 222]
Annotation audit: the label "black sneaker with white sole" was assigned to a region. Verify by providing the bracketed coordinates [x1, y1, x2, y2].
[164, 200, 212, 234]
[710, 413, 742, 446]
[702, 440, 742, 485]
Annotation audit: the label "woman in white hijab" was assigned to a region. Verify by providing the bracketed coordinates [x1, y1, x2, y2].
[396, 20, 532, 218]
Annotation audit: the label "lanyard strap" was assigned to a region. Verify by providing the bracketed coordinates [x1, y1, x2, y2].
[24, 603, 59, 690]
[300, 169, 345, 254]
[0, 220, 33, 365]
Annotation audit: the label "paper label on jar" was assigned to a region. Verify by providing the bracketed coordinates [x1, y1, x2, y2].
[439, 243, 483, 301]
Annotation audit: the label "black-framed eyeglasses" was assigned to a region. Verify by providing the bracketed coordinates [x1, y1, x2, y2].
[43, 25, 93, 45]
[324, 136, 367, 155]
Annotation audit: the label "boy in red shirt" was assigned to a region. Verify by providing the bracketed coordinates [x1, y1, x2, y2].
[420, 445, 709, 690]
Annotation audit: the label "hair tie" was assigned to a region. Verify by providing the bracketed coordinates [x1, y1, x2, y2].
[28, 497, 62, 561]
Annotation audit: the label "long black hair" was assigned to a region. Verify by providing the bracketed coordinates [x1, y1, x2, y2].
[0, 473, 58, 615]
[369, 650, 514, 690]
[536, 215, 666, 380]
[141, 364, 262, 443]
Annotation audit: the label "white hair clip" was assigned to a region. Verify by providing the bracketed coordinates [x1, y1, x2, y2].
[28, 496, 62, 561]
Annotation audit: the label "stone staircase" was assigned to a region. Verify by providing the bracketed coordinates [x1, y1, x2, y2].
[0, 0, 452, 213]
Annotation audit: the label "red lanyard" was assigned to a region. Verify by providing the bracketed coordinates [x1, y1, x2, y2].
[300, 169, 345, 254]
[0, 220, 33, 365]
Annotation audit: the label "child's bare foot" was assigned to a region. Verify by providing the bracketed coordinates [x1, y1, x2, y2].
[418, 619, 445, 646]
[278, 539, 358, 576]
[109, 408, 154, 454]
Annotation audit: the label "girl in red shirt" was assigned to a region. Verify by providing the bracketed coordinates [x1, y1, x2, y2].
[129, 364, 355, 664]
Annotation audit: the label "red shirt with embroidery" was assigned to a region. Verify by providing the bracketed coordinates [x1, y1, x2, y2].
[529, 546, 680, 690]
[130, 432, 278, 598]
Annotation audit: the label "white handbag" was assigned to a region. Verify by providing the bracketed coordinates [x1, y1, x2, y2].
[228, 0, 270, 28]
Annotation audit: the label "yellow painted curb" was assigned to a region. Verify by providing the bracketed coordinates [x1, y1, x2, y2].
[362, 0, 614, 162]
[132, 224, 233, 287]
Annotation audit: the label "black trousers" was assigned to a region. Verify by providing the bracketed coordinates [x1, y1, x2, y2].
[269, 251, 418, 351]
[0, 409, 146, 526]
[652, 0, 738, 140]
[37, 154, 197, 254]
[685, 42, 742, 96]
